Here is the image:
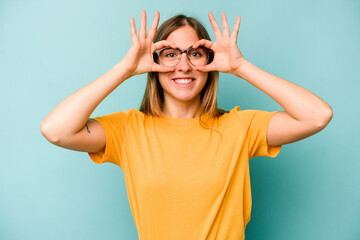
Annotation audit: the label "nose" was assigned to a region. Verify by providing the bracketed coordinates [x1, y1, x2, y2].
[176, 52, 192, 72]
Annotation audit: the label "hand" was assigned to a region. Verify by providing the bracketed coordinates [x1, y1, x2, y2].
[193, 12, 246, 74]
[122, 10, 176, 77]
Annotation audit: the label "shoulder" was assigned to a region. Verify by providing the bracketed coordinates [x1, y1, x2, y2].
[227, 105, 257, 122]
[229, 106, 257, 116]
[123, 108, 149, 124]
[227, 106, 277, 129]
[128, 108, 146, 117]
[124, 108, 143, 116]
[92, 108, 144, 122]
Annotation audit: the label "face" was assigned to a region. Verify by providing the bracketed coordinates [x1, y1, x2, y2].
[157, 25, 208, 104]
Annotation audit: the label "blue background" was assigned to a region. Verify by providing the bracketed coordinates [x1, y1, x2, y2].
[1, 0, 359, 239]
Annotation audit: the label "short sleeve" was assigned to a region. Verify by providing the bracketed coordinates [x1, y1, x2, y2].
[247, 110, 282, 158]
[87, 111, 126, 168]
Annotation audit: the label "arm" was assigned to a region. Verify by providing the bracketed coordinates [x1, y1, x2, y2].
[194, 12, 333, 147]
[40, 10, 174, 152]
[233, 59, 333, 146]
[40, 60, 130, 150]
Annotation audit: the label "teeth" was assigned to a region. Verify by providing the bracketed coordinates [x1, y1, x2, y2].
[174, 79, 193, 84]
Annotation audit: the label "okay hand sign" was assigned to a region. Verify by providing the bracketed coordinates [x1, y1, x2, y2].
[122, 10, 176, 77]
[193, 12, 245, 74]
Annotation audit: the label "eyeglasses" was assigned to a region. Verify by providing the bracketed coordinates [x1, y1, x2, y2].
[153, 46, 213, 67]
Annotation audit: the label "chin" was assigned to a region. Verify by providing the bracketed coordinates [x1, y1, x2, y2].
[172, 93, 201, 103]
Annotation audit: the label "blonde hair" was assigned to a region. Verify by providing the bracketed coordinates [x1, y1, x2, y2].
[139, 14, 228, 131]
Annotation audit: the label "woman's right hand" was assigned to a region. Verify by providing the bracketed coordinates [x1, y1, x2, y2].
[122, 10, 176, 78]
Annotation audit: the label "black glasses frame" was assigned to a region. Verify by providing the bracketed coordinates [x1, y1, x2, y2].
[153, 46, 214, 66]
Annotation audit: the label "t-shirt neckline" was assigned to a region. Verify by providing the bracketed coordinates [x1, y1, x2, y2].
[154, 112, 213, 125]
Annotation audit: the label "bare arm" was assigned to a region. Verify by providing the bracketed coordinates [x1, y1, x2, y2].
[40, 60, 130, 149]
[234, 59, 333, 146]
[194, 12, 333, 147]
[40, 10, 174, 152]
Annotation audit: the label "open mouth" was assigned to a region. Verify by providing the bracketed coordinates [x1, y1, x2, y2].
[172, 78, 195, 86]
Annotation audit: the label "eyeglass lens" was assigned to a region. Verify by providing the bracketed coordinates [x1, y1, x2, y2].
[159, 47, 209, 67]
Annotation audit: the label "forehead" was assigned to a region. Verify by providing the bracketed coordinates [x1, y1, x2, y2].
[166, 25, 200, 49]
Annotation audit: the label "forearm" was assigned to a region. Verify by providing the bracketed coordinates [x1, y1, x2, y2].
[40, 60, 132, 141]
[234, 59, 333, 125]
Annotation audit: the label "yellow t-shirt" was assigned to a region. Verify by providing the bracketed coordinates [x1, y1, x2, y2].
[88, 106, 282, 240]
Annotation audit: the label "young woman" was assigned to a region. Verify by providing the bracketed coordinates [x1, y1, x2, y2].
[40, 10, 333, 240]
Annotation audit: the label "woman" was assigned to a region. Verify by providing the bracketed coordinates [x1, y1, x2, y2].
[40, 10, 333, 240]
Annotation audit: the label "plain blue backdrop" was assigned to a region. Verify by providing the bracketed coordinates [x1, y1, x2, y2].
[1, 0, 359, 239]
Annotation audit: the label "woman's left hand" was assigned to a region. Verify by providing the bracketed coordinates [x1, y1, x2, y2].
[193, 12, 245, 74]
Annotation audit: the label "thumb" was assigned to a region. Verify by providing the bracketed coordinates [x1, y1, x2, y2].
[195, 64, 217, 72]
[151, 64, 174, 73]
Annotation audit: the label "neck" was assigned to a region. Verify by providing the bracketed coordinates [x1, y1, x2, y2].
[162, 95, 202, 119]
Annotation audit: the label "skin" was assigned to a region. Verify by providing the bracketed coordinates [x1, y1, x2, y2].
[124, 10, 333, 146]
[157, 26, 209, 119]
[40, 9, 333, 154]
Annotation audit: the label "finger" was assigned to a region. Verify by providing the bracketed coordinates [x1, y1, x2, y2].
[151, 64, 175, 73]
[230, 16, 241, 43]
[208, 12, 222, 39]
[130, 18, 139, 45]
[193, 39, 214, 49]
[147, 11, 160, 40]
[153, 40, 177, 51]
[139, 10, 146, 40]
[221, 12, 230, 37]
[194, 63, 217, 72]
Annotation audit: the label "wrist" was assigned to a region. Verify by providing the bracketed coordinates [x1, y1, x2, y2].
[232, 58, 251, 79]
[112, 60, 136, 81]
[118, 58, 138, 78]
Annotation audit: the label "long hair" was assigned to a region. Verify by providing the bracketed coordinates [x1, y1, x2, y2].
[139, 14, 228, 131]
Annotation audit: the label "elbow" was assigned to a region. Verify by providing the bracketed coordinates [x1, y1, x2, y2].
[317, 106, 333, 129]
[40, 121, 60, 144]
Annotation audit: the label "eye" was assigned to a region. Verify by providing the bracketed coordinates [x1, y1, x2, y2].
[165, 52, 177, 58]
[190, 51, 202, 58]
[189, 48, 207, 59]
[161, 49, 178, 59]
